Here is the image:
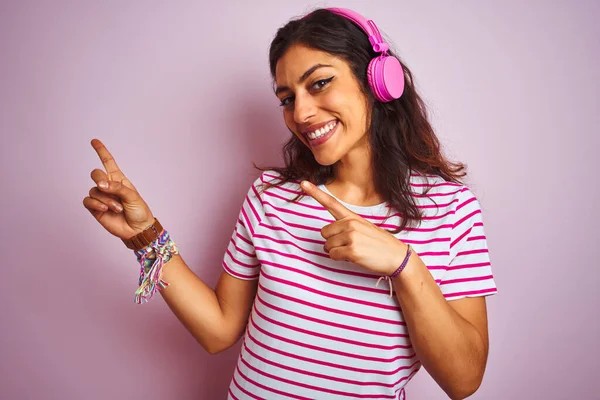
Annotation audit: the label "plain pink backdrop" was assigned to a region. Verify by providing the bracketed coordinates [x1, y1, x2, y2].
[1, 0, 598, 399]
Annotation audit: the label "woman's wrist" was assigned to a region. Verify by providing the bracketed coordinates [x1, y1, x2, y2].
[387, 242, 412, 276]
[375, 243, 414, 298]
[391, 249, 426, 288]
[123, 217, 162, 250]
[133, 227, 180, 304]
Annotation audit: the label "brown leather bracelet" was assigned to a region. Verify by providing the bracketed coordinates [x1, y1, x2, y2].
[122, 218, 164, 251]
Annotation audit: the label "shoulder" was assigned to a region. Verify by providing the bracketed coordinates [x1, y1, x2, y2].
[246, 170, 306, 210]
[409, 172, 483, 216]
[409, 171, 463, 199]
[252, 169, 303, 194]
[255, 170, 287, 187]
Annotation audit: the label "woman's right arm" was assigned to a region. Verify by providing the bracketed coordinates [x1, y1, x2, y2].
[159, 257, 258, 354]
[83, 139, 257, 354]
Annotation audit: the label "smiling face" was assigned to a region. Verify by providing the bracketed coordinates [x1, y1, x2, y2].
[274, 44, 371, 166]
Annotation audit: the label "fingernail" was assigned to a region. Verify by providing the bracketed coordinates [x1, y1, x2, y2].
[301, 181, 311, 189]
[98, 181, 108, 189]
[114, 204, 123, 212]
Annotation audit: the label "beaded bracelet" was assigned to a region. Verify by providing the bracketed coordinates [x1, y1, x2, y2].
[376, 244, 413, 298]
[133, 229, 179, 304]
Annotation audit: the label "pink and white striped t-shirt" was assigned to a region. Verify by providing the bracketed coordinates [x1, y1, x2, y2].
[223, 171, 497, 400]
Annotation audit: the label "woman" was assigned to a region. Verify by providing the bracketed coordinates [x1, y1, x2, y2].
[83, 8, 497, 400]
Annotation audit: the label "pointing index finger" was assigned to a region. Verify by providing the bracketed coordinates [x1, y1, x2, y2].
[91, 138, 124, 181]
[301, 181, 354, 221]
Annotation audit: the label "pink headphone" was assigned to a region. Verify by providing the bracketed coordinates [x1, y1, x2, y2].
[327, 8, 405, 102]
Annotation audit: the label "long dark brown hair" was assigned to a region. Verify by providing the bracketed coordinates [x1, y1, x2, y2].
[258, 8, 466, 231]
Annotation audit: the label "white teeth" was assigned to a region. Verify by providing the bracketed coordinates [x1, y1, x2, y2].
[307, 121, 337, 140]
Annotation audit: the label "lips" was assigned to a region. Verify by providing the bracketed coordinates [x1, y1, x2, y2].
[300, 119, 336, 134]
[303, 120, 339, 147]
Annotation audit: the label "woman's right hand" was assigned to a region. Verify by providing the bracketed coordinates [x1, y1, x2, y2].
[83, 138, 155, 240]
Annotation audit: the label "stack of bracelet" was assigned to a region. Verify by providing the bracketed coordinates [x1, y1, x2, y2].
[133, 229, 179, 304]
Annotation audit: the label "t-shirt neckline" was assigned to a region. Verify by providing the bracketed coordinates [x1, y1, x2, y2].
[317, 184, 389, 215]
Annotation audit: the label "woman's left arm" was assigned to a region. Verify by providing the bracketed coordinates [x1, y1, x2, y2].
[300, 181, 493, 400]
[393, 250, 489, 400]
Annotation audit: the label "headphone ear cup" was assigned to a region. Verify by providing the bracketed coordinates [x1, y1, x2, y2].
[368, 56, 405, 102]
[366, 58, 380, 101]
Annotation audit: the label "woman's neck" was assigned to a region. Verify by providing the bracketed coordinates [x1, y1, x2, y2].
[327, 143, 383, 207]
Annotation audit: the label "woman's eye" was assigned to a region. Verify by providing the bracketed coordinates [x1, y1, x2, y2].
[312, 77, 334, 90]
[279, 97, 294, 107]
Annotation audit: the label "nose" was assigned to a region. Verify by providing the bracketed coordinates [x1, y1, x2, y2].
[293, 92, 317, 124]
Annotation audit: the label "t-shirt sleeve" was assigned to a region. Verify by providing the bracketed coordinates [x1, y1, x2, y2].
[221, 176, 264, 281]
[439, 187, 498, 300]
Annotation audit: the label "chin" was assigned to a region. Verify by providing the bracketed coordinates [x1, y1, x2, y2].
[313, 153, 339, 167]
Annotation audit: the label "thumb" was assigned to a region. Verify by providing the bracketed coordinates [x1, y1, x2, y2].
[98, 179, 139, 203]
[121, 178, 137, 192]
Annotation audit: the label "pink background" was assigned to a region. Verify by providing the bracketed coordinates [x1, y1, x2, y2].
[1, 1, 598, 398]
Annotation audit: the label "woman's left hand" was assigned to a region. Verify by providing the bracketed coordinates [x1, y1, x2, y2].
[301, 181, 410, 276]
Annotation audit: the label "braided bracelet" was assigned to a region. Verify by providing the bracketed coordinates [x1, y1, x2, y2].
[133, 229, 179, 304]
[375, 244, 413, 298]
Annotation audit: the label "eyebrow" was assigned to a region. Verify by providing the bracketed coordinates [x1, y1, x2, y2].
[274, 63, 333, 96]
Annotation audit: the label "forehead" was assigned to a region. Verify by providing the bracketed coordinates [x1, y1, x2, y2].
[275, 44, 343, 84]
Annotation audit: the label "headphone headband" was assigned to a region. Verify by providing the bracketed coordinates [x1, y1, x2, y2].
[327, 7, 389, 53]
